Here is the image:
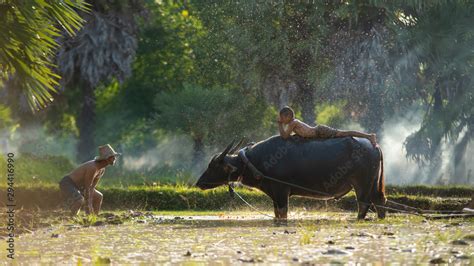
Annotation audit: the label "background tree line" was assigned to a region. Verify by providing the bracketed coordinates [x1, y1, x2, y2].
[1, 0, 473, 184]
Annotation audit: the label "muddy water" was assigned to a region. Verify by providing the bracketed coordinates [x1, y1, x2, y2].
[7, 212, 474, 264]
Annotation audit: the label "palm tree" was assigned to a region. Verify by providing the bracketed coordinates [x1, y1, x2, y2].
[398, 1, 474, 183]
[0, 0, 87, 111]
[56, 0, 146, 161]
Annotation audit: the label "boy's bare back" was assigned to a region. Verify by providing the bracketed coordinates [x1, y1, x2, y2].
[286, 119, 317, 138]
[280, 119, 339, 139]
[277, 106, 377, 146]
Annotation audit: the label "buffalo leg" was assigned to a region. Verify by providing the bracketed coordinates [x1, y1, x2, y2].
[371, 173, 387, 219]
[352, 181, 372, 220]
[374, 202, 386, 219]
[273, 202, 288, 226]
[356, 200, 371, 220]
[273, 201, 289, 226]
[273, 202, 281, 219]
[372, 194, 387, 219]
[272, 188, 290, 220]
[273, 202, 288, 219]
[277, 206, 288, 219]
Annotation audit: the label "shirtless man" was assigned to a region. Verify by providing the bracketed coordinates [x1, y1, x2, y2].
[277, 106, 378, 147]
[59, 144, 120, 215]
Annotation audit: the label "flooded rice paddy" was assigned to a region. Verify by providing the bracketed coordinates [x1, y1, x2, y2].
[3, 210, 474, 264]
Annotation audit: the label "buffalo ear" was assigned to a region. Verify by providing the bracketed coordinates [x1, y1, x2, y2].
[217, 139, 236, 161]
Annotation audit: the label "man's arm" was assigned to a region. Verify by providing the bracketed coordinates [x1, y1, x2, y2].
[278, 121, 295, 139]
[91, 169, 105, 188]
[85, 169, 104, 215]
[90, 175, 100, 191]
[83, 168, 97, 214]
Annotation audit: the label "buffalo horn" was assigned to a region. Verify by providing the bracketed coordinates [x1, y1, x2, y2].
[217, 139, 236, 161]
[229, 137, 246, 154]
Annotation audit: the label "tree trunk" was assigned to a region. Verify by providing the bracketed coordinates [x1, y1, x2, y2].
[453, 130, 471, 184]
[288, 8, 315, 125]
[77, 83, 96, 162]
[192, 137, 205, 166]
[426, 152, 443, 184]
[261, 75, 296, 109]
[298, 80, 316, 126]
[363, 84, 384, 136]
[429, 80, 444, 159]
[360, 65, 384, 136]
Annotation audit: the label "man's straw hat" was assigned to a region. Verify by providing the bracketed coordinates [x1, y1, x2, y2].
[94, 144, 121, 161]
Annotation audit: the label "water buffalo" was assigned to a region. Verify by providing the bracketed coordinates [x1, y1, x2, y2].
[196, 135, 387, 220]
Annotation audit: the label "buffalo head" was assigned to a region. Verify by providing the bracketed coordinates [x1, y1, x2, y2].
[195, 139, 244, 189]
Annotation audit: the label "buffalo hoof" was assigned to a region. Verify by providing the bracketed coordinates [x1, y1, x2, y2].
[273, 218, 288, 226]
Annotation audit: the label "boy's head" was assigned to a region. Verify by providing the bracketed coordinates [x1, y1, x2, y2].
[279, 106, 295, 123]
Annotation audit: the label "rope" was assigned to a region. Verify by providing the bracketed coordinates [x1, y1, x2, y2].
[231, 187, 274, 219]
[230, 182, 471, 220]
[261, 174, 336, 198]
[238, 148, 335, 198]
[371, 203, 428, 217]
[386, 199, 463, 214]
[366, 202, 474, 219]
[236, 148, 470, 218]
[199, 149, 468, 220]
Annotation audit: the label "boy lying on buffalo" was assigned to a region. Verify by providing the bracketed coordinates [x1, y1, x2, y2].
[277, 106, 378, 147]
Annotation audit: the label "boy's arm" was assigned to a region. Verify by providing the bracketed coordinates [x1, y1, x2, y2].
[278, 121, 295, 139]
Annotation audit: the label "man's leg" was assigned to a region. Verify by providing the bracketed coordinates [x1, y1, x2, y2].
[59, 176, 85, 216]
[92, 189, 103, 215]
[335, 130, 377, 146]
[70, 197, 85, 216]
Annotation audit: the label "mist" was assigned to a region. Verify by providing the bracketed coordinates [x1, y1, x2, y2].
[2, 108, 472, 186]
[120, 134, 213, 178]
[379, 109, 425, 184]
[0, 126, 77, 161]
[380, 108, 473, 185]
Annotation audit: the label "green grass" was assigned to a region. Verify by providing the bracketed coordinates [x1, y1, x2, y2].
[0, 153, 194, 187]
[0, 153, 471, 212]
[73, 214, 99, 226]
[1, 153, 472, 198]
[0, 153, 74, 185]
[386, 185, 473, 198]
[0, 184, 470, 212]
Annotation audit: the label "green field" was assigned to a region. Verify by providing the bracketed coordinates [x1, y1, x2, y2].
[0, 154, 472, 264]
[1, 153, 472, 212]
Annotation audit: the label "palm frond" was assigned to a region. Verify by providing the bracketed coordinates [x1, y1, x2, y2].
[0, 0, 89, 111]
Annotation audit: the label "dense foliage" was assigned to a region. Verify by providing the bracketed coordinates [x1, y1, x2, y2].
[1, 0, 473, 184]
[0, 0, 87, 110]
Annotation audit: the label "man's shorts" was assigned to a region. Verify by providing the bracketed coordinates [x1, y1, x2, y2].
[59, 176, 84, 208]
[313, 124, 339, 139]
